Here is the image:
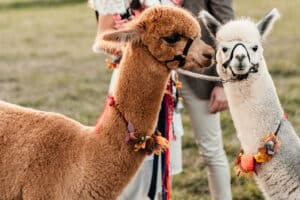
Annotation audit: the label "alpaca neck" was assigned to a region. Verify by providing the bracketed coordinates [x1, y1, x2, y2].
[83, 44, 171, 199]
[224, 60, 284, 154]
[96, 43, 170, 136]
[113, 44, 170, 134]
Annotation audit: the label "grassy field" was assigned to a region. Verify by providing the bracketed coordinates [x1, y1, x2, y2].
[0, 0, 299, 199]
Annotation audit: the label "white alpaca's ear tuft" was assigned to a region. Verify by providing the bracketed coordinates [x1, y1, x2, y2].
[199, 10, 221, 37]
[257, 8, 281, 40]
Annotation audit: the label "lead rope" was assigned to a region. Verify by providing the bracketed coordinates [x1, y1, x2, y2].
[177, 68, 222, 82]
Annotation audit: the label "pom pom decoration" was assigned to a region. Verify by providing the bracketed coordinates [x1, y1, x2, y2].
[234, 115, 287, 177]
[104, 94, 169, 156]
[240, 154, 255, 171]
[127, 130, 169, 155]
[105, 59, 118, 69]
[235, 133, 281, 177]
[107, 95, 116, 107]
[175, 81, 182, 89]
[235, 151, 254, 177]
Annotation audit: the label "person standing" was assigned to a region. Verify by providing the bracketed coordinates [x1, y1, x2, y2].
[179, 1, 234, 200]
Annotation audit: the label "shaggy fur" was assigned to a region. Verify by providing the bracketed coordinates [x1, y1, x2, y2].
[0, 6, 214, 200]
[202, 9, 300, 199]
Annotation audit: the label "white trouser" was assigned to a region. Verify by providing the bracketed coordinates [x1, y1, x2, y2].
[180, 79, 232, 200]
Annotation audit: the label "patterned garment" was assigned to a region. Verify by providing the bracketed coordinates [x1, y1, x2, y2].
[89, 0, 162, 15]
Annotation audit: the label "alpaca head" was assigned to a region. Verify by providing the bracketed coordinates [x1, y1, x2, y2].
[200, 8, 280, 81]
[98, 6, 215, 70]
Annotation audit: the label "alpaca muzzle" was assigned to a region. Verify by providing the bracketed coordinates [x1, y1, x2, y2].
[223, 43, 259, 81]
[164, 38, 194, 69]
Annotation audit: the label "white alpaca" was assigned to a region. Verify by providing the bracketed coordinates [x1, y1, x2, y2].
[201, 9, 300, 199]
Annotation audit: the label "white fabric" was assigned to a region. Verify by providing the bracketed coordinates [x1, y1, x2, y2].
[90, 0, 162, 15]
[159, 0, 175, 6]
[90, 0, 129, 15]
[169, 127, 182, 175]
[108, 68, 119, 93]
[170, 71, 184, 137]
[143, 0, 161, 7]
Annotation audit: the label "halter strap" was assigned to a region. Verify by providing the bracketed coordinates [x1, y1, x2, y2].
[183, 38, 194, 55]
[223, 43, 246, 68]
[95, 10, 194, 70]
[223, 43, 259, 70]
[274, 113, 288, 136]
[164, 38, 194, 68]
[220, 42, 259, 82]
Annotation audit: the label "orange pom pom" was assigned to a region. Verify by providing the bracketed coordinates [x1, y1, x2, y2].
[240, 154, 255, 171]
[175, 81, 182, 89]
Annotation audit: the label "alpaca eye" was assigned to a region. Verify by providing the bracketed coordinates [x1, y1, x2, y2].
[252, 45, 258, 52]
[222, 47, 228, 53]
[162, 33, 181, 44]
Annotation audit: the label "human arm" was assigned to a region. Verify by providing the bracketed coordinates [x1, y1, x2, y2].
[89, 0, 128, 55]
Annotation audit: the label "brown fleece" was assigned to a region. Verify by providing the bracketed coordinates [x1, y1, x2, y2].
[0, 6, 214, 200]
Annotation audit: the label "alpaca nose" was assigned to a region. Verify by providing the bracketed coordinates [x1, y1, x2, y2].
[235, 54, 246, 62]
[202, 52, 213, 60]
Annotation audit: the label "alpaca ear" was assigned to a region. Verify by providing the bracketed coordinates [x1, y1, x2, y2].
[101, 27, 141, 44]
[257, 8, 280, 40]
[199, 10, 221, 37]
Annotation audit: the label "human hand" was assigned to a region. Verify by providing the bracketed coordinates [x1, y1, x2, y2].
[112, 15, 129, 29]
[209, 86, 228, 114]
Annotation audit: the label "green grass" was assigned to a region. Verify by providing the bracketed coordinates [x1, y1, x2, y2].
[0, 0, 299, 199]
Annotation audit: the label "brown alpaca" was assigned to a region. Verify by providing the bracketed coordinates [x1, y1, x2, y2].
[0, 6, 214, 200]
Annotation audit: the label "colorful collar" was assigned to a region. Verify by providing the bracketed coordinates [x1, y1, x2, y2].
[106, 94, 169, 155]
[235, 113, 288, 177]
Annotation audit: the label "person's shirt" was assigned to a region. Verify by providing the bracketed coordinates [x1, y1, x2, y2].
[89, 0, 162, 15]
[179, 0, 235, 99]
[182, 0, 234, 23]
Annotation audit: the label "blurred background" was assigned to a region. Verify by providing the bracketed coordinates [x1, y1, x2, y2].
[0, 0, 299, 199]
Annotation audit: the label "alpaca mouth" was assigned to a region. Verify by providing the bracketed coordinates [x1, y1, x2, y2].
[231, 65, 248, 75]
[228, 64, 259, 81]
[237, 64, 246, 71]
[229, 65, 247, 78]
